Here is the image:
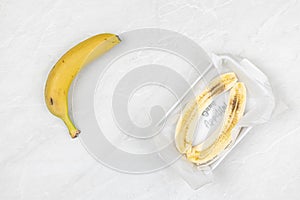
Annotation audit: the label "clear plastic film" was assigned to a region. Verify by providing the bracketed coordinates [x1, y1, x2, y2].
[168, 53, 288, 189]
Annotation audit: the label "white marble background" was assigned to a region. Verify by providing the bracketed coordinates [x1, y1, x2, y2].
[1, 0, 300, 199]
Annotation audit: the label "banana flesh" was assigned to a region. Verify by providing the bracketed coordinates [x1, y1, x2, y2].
[45, 34, 121, 138]
[175, 73, 246, 165]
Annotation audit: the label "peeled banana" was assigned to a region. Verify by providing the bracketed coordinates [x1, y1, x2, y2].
[45, 33, 121, 138]
[175, 73, 246, 165]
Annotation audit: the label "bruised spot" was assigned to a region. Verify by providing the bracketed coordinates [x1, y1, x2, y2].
[62, 60, 65, 63]
[50, 98, 54, 105]
[210, 83, 221, 92]
[231, 97, 238, 112]
[235, 101, 240, 111]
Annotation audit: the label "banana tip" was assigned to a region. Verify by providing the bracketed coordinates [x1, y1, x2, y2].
[116, 35, 122, 42]
[71, 130, 81, 139]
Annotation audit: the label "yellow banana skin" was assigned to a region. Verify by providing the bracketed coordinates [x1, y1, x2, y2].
[45, 33, 121, 138]
[186, 82, 247, 165]
[175, 73, 238, 153]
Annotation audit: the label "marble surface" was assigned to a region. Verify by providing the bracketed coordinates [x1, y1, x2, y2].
[1, 0, 300, 199]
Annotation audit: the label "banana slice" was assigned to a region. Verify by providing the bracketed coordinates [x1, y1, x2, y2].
[175, 73, 238, 153]
[182, 82, 246, 165]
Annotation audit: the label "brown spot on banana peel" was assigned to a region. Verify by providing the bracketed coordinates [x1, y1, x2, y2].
[50, 98, 54, 105]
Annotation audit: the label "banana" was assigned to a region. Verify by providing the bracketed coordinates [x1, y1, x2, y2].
[175, 73, 238, 153]
[45, 33, 121, 138]
[175, 72, 247, 165]
[186, 82, 246, 165]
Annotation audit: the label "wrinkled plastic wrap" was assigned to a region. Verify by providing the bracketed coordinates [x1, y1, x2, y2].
[170, 54, 287, 189]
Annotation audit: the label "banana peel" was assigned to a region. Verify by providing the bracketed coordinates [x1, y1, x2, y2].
[175, 73, 246, 165]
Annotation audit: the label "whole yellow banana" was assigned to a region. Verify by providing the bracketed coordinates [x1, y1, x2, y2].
[45, 33, 121, 138]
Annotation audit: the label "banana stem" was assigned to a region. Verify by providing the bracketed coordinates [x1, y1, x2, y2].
[62, 115, 80, 138]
